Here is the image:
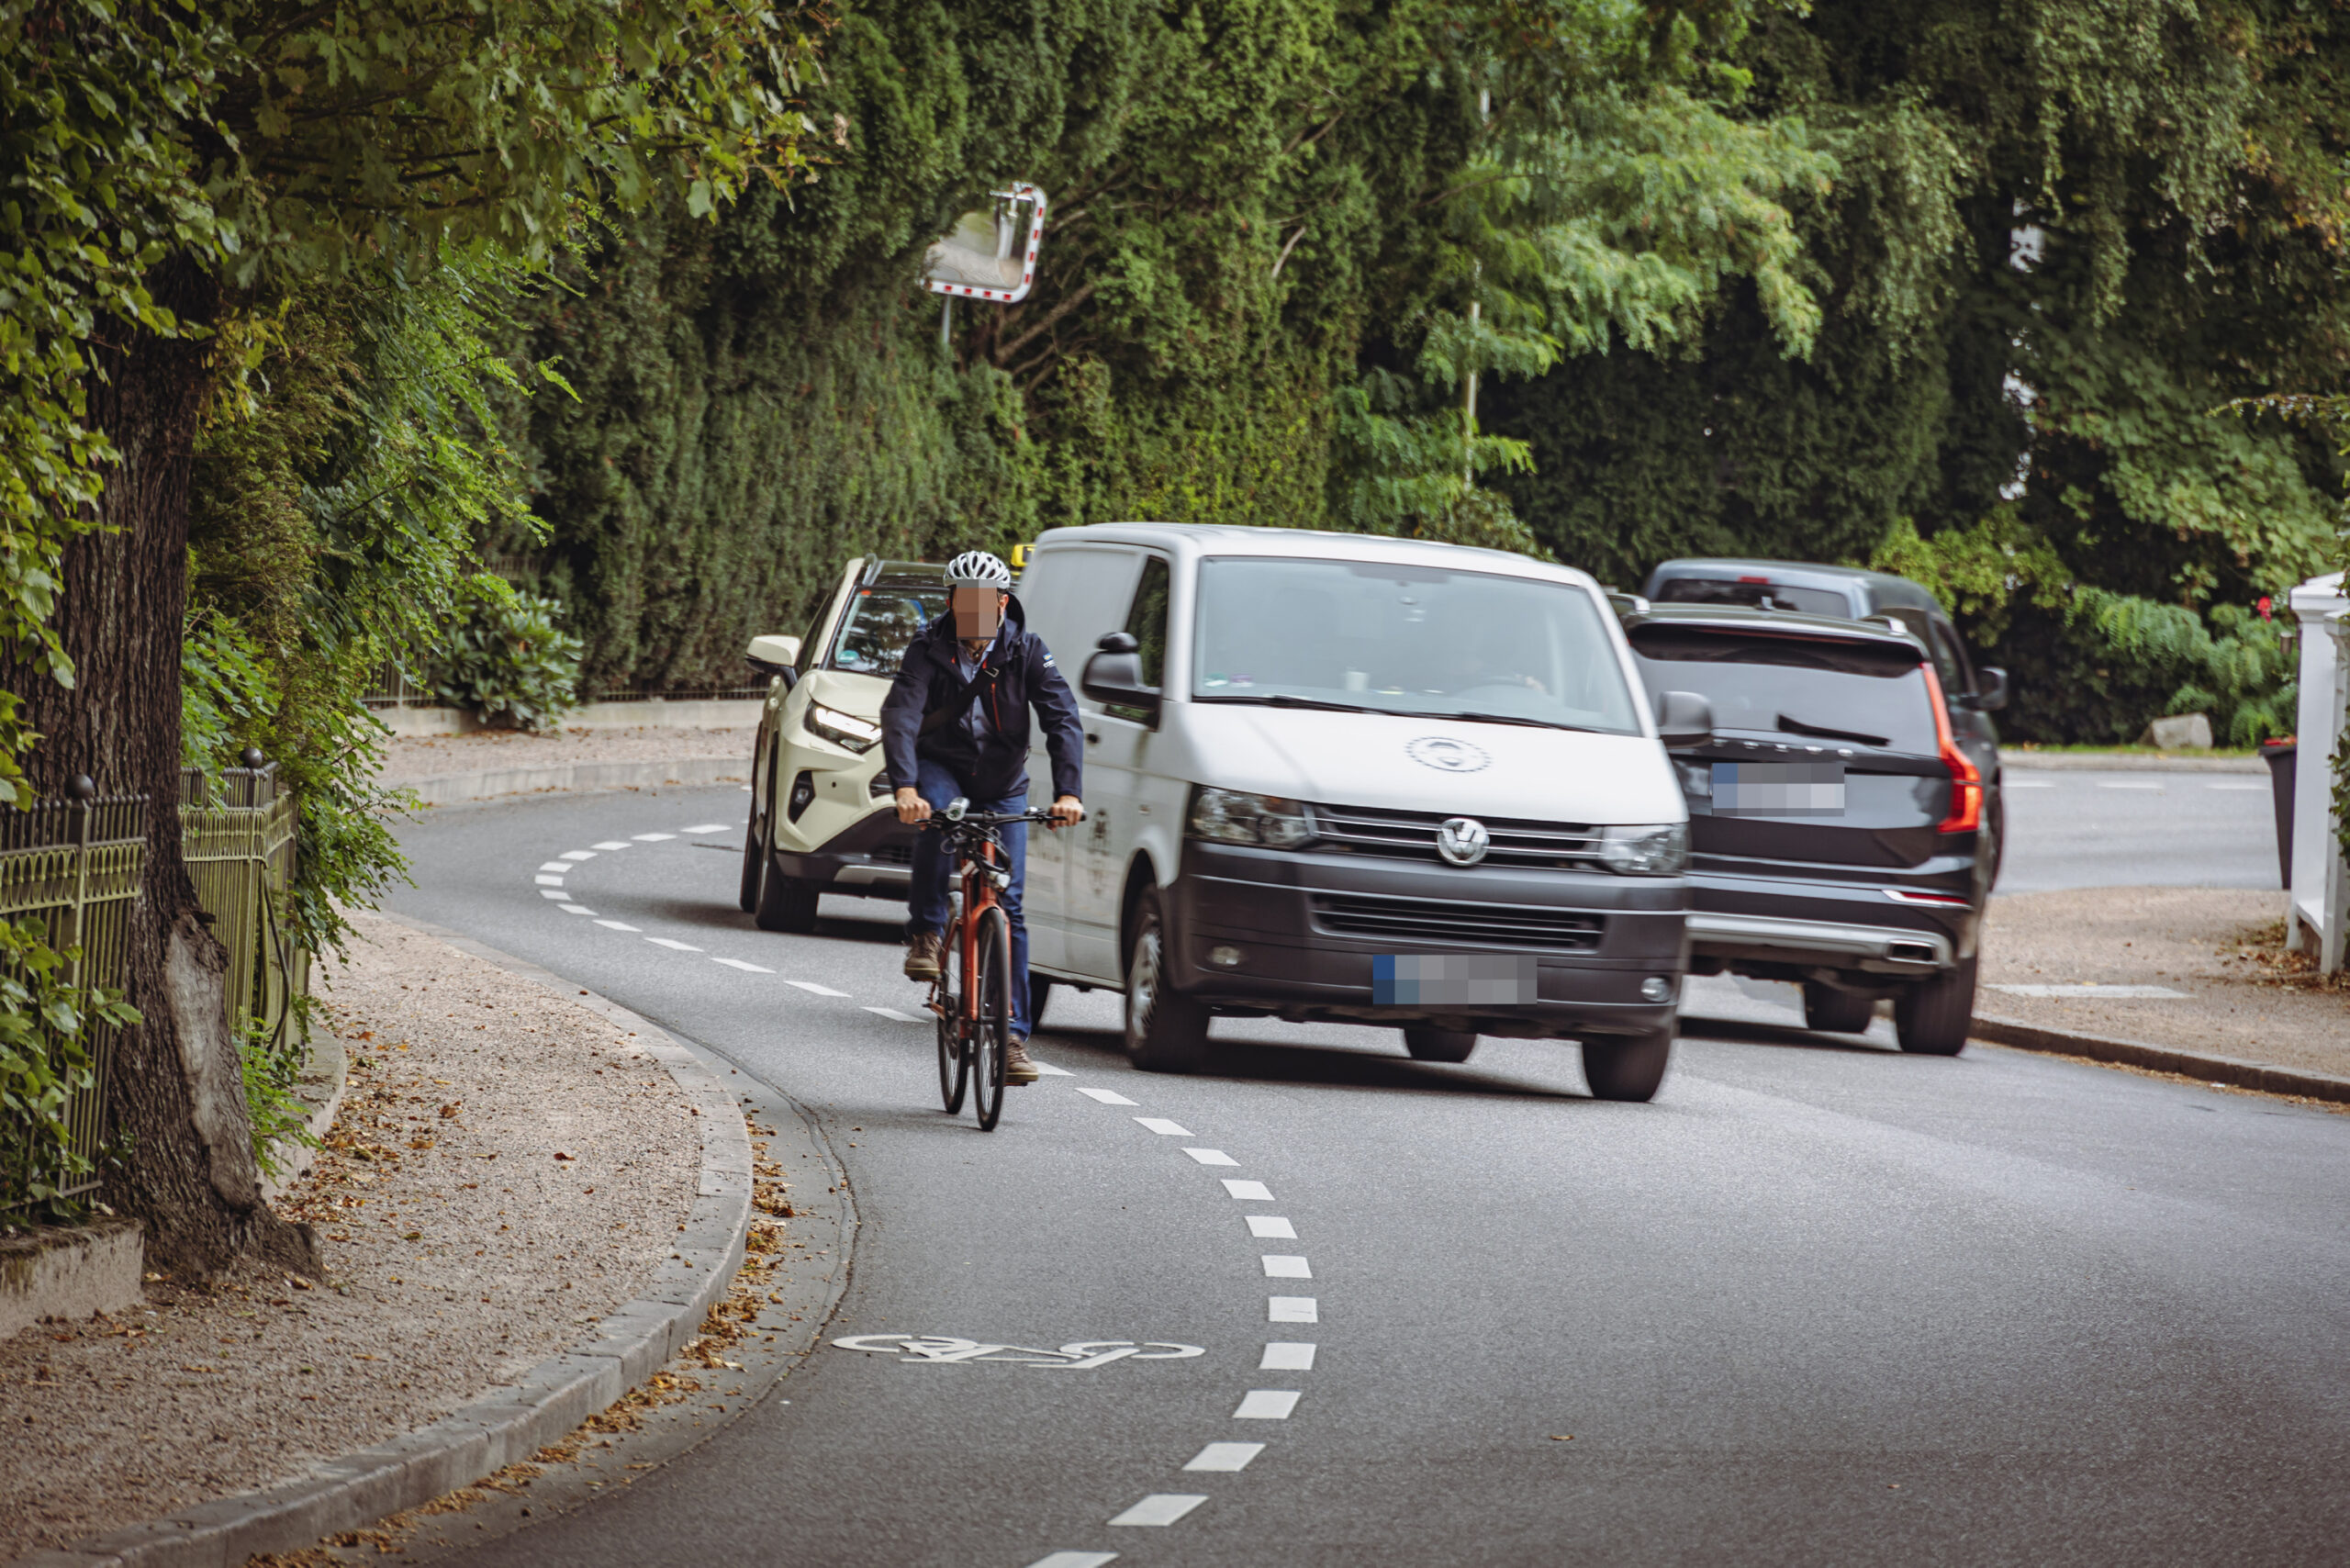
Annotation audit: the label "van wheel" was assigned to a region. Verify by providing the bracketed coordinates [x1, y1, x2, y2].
[1028, 976, 1053, 1031]
[755, 862, 821, 935]
[1894, 956, 1976, 1056]
[1801, 982, 1876, 1035]
[1402, 1026, 1478, 1063]
[1124, 889, 1208, 1073]
[1583, 1025, 1673, 1103]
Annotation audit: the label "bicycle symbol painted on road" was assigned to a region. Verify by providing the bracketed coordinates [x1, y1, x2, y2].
[830, 1335, 1205, 1370]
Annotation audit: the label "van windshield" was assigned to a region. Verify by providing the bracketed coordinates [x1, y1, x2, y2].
[1192, 556, 1642, 734]
[829, 582, 948, 677]
[1629, 627, 1938, 755]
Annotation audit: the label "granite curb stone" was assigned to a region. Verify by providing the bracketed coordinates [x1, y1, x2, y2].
[1972, 1013, 2350, 1103]
[398, 756, 748, 808]
[8, 917, 755, 1568]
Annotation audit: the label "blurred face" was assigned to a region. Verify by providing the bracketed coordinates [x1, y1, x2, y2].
[953, 585, 1006, 642]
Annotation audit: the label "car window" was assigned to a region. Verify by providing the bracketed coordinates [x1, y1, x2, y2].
[1123, 556, 1172, 688]
[1019, 546, 1146, 675]
[828, 582, 947, 676]
[1192, 556, 1643, 734]
[1629, 627, 1940, 755]
[1652, 577, 1852, 618]
[1880, 607, 1968, 697]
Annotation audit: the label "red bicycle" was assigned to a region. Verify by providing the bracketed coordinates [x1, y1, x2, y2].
[923, 801, 1055, 1131]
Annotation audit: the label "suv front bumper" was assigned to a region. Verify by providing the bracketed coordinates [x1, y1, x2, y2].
[771, 807, 918, 901]
[1167, 841, 1687, 1040]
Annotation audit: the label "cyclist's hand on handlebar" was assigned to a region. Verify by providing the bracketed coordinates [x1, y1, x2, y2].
[1048, 795, 1085, 828]
[895, 787, 932, 826]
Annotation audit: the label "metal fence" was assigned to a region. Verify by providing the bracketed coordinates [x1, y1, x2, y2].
[0, 763, 305, 1211]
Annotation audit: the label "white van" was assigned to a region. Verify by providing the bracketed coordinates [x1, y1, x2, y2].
[1013, 524, 1705, 1102]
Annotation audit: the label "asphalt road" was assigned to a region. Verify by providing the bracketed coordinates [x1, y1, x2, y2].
[381, 776, 2347, 1566]
[1993, 766, 2279, 893]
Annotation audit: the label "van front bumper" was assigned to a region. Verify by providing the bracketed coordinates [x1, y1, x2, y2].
[1168, 841, 1687, 1040]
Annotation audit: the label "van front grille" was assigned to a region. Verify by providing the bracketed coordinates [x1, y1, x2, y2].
[1311, 802, 1603, 870]
[1309, 892, 1604, 953]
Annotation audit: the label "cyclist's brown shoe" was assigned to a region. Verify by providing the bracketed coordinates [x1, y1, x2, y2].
[1005, 1040, 1041, 1085]
[903, 933, 943, 980]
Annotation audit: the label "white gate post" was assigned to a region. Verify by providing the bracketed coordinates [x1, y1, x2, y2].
[2286, 570, 2348, 972]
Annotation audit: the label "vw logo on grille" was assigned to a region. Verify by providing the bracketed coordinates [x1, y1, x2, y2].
[1436, 816, 1491, 867]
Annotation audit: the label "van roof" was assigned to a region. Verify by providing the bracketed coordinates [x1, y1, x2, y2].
[1643, 557, 1944, 614]
[1029, 522, 1594, 588]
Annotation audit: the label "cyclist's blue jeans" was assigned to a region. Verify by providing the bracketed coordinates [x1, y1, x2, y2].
[907, 757, 1031, 1038]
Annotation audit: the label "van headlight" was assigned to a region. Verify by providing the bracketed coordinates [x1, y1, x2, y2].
[805, 703, 881, 754]
[1598, 823, 1688, 876]
[1188, 788, 1313, 848]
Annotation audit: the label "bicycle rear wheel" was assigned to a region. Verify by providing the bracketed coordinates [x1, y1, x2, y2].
[972, 906, 1013, 1131]
[935, 920, 968, 1114]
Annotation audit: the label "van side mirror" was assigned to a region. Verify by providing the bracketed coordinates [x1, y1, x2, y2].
[1968, 667, 2009, 712]
[746, 633, 802, 688]
[1080, 630, 1160, 720]
[1655, 690, 1715, 749]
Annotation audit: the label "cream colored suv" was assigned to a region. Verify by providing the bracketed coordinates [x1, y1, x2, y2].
[738, 557, 947, 932]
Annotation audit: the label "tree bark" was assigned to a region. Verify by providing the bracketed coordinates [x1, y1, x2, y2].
[4, 254, 317, 1280]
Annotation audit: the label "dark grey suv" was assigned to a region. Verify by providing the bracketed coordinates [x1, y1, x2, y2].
[1620, 603, 2002, 1054]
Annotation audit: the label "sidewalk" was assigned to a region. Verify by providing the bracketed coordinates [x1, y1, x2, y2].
[0, 913, 703, 1560]
[1978, 887, 2348, 1081]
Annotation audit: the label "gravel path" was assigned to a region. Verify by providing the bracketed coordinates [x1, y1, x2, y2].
[379, 726, 754, 787]
[0, 910, 699, 1559]
[1980, 886, 2349, 1077]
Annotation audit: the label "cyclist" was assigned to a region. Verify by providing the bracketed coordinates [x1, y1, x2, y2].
[880, 549, 1085, 1084]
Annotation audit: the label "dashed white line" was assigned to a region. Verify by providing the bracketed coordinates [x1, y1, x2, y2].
[1134, 1117, 1192, 1137]
[679, 823, 733, 834]
[2208, 782, 2267, 791]
[538, 889, 572, 900]
[1260, 1255, 1312, 1279]
[1032, 1060, 1075, 1077]
[558, 904, 595, 916]
[1183, 1148, 1238, 1167]
[1222, 1179, 1274, 1201]
[2096, 781, 2163, 791]
[711, 958, 774, 973]
[1232, 1390, 1300, 1419]
[593, 841, 632, 851]
[537, 862, 576, 875]
[785, 980, 850, 997]
[864, 1006, 924, 1024]
[594, 920, 641, 932]
[1268, 1296, 1317, 1323]
[632, 832, 677, 841]
[1247, 1215, 1297, 1239]
[1182, 1442, 1264, 1473]
[1024, 1555, 1117, 1568]
[645, 937, 703, 952]
[1075, 1087, 1138, 1106]
[560, 850, 598, 861]
[1260, 1342, 1316, 1371]
[533, 875, 566, 887]
[1107, 1495, 1206, 1528]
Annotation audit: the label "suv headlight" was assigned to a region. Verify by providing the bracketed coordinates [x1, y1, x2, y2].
[1597, 823, 1688, 876]
[1188, 788, 1313, 848]
[806, 702, 881, 755]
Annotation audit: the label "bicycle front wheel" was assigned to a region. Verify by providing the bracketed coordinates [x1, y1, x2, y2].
[936, 924, 968, 1114]
[972, 906, 1013, 1131]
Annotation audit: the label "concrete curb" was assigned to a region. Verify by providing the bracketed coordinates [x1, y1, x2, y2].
[396, 756, 747, 808]
[1972, 1013, 2350, 1103]
[13, 921, 755, 1568]
[377, 700, 764, 738]
[259, 1030, 348, 1205]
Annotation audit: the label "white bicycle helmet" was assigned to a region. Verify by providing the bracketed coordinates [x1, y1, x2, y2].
[944, 549, 1013, 588]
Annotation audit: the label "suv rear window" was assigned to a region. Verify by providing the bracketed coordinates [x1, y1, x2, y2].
[1652, 577, 1852, 618]
[829, 582, 947, 677]
[1629, 628, 1938, 755]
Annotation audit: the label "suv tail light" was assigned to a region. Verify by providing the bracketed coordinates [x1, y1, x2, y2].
[1920, 665, 1981, 834]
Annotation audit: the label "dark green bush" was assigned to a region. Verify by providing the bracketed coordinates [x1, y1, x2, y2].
[429, 577, 583, 731]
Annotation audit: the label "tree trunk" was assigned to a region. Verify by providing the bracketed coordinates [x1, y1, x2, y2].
[5, 254, 317, 1280]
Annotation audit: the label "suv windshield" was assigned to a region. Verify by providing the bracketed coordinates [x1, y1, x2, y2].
[1629, 627, 1938, 755]
[828, 581, 947, 677]
[1192, 556, 1642, 733]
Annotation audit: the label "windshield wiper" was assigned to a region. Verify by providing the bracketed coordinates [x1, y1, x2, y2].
[1392, 709, 1588, 732]
[1777, 712, 1888, 747]
[1194, 692, 1378, 714]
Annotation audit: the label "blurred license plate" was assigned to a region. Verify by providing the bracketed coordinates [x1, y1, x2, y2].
[1374, 955, 1535, 1006]
[1712, 761, 1845, 817]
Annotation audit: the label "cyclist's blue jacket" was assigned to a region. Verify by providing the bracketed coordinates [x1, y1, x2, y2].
[880, 593, 1085, 804]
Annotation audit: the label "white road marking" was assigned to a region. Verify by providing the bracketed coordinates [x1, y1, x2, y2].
[1260, 1342, 1316, 1371]
[1025, 1556, 1118, 1568]
[864, 1006, 924, 1024]
[537, 862, 577, 874]
[711, 958, 774, 973]
[2208, 782, 2267, 790]
[1182, 1442, 1264, 1473]
[1183, 1148, 1239, 1166]
[1247, 1215, 1297, 1239]
[645, 937, 703, 952]
[538, 889, 572, 900]
[533, 875, 565, 887]
[560, 850, 598, 860]
[1032, 1060, 1075, 1077]
[1232, 1390, 1300, 1419]
[593, 841, 632, 851]
[1989, 982, 2189, 999]
[679, 823, 732, 833]
[1268, 1296, 1317, 1323]
[594, 920, 641, 932]
[1134, 1117, 1193, 1137]
[2096, 781, 2164, 791]
[632, 832, 677, 841]
[785, 980, 850, 997]
[1107, 1495, 1206, 1528]
[1075, 1087, 1138, 1105]
[558, 904, 595, 916]
[1223, 1179, 1274, 1201]
[1260, 1255, 1311, 1279]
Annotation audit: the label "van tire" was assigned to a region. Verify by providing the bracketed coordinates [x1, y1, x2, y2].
[1583, 1026, 1673, 1103]
[1028, 976, 1053, 1031]
[1894, 956, 1976, 1056]
[1402, 1026, 1478, 1063]
[1123, 889, 1208, 1073]
[755, 863, 821, 935]
[1801, 982, 1876, 1035]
